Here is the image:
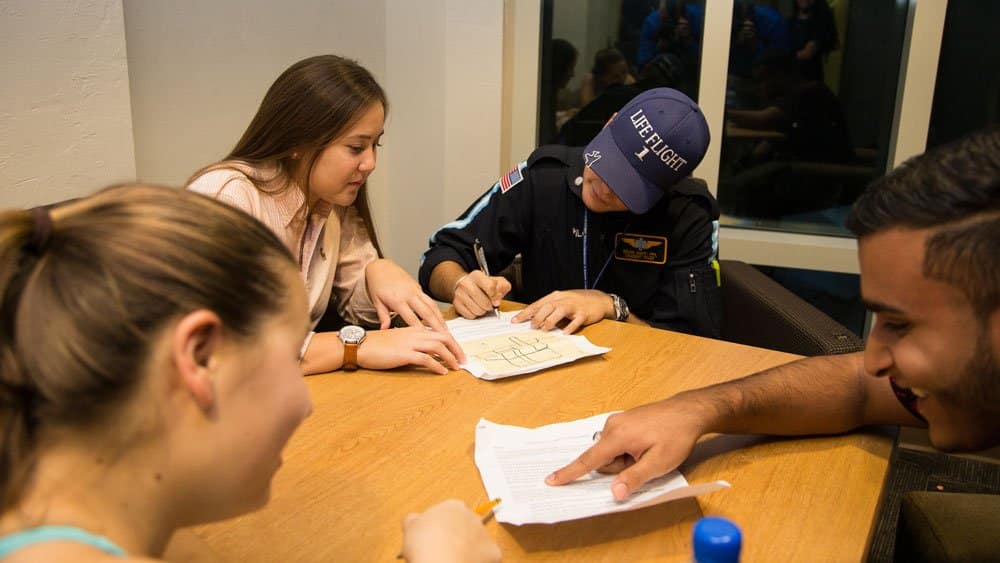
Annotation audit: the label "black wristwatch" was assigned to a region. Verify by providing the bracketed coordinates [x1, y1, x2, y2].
[608, 293, 630, 322]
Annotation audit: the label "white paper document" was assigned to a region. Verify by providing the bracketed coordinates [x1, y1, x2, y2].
[446, 311, 610, 380]
[474, 413, 730, 525]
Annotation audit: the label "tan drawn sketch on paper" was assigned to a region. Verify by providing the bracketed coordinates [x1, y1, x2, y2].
[464, 331, 583, 372]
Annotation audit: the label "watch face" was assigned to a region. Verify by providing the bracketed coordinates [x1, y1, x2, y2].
[614, 295, 629, 321]
[340, 325, 366, 344]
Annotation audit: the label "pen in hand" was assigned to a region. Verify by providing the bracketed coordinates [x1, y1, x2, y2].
[473, 238, 502, 320]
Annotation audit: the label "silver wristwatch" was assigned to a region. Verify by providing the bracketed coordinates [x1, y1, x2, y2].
[608, 293, 630, 322]
[339, 325, 367, 371]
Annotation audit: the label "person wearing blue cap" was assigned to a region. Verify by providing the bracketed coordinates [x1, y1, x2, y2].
[419, 88, 721, 337]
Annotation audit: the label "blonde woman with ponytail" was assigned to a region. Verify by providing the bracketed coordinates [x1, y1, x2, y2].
[0, 185, 499, 562]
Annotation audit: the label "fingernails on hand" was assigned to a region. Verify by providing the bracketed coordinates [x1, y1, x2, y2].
[612, 482, 629, 500]
[545, 473, 557, 484]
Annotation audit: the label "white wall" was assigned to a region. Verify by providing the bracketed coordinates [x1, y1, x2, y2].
[123, 0, 387, 187]
[0, 0, 136, 208]
[123, 0, 502, 276]
[383, 0, 503, 273]
[501, 0, 541, 170]
[1, 0, 504, 277]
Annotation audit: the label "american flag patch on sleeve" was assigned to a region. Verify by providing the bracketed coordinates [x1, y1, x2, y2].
[499, 161, 526, 193]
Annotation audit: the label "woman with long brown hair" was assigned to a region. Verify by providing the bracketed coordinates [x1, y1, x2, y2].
[188, 55, 465, 376]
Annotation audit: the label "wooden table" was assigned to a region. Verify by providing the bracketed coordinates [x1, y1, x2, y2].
[187, 312, 892, 562]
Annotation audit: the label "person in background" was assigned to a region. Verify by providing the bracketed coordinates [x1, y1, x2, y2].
[420, 88, 721, 338]
[617, 0, 660, 67]
[551, 38, 580, 96]
[0, 185, 499, 562]
[558, 49, 687, 147]
[637, 0, 704, 74]
[547, 129, 1000, 503]
[729, 0, 789, 78]
[722, 49, 855, 217]
[727, 49, 853, 168]
[579, 48, 636, 108]
[789, 0, 839, 83]
[548, 38, 581, 139]
[188, 55, 464, 376]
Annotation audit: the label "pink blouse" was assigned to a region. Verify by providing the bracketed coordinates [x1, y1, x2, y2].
[187, 164, 380, 330]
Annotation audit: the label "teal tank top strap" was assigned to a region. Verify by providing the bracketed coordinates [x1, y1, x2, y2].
[0, 525, 127, 557]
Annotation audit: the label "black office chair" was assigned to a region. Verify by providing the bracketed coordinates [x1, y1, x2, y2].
[718, 259, 863, 356]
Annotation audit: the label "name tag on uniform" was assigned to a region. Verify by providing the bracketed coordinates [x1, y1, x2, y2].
[614, 233, 667, 264]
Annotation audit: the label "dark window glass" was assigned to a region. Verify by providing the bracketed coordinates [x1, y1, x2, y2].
[718, 0, 909, 238]
[540, 0, 705, 147]
[927, 0, 1000, 149]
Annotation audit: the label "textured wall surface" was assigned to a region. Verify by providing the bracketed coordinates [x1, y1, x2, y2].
[0, 0, 136, 208]
[123, 0, 387, 188]
[124, 0, 502, 276]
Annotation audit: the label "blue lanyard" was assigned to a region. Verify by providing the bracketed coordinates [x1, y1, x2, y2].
[582, 209, 616, 290]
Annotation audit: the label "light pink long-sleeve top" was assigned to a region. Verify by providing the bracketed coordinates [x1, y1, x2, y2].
[187, 164, 380, 330]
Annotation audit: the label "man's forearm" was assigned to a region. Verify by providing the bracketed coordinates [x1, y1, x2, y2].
[676, 352, 875, 437]
[428, 260, 469, 303]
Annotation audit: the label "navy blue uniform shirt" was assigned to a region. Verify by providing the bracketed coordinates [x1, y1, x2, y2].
[419, 145, 722, 337]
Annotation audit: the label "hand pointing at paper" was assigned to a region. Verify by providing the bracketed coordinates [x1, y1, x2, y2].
[545, 396, 709, 501]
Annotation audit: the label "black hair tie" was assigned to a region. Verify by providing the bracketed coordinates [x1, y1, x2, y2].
[26, 206, 53, 254]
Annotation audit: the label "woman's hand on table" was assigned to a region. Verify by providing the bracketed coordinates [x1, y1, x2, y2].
[365, 258, 449, 332]
[545, 396, 710, 500]
[512, 289, 613, 333]
[358, 326, 465, 374]
[401, 499, 501, 563]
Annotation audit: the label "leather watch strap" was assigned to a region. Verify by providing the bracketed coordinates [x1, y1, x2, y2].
[343, 342, 359, 371]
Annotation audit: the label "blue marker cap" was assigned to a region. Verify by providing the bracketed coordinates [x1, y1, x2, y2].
[693, 516, 742, 563]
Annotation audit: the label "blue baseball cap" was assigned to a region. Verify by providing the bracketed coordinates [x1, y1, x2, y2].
[583, 88, 710, 214]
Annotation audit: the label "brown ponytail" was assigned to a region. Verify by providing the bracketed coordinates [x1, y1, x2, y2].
[0, 207, 46, 512]
[0, 184, 297, 510]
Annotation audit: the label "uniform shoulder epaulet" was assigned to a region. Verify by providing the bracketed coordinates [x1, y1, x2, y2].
[527, 145, 577, 168]
[670, 177, 712, 200]
[670, 177, 720, 216]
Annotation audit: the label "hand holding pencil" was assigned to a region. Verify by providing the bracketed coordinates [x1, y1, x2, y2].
[451, 242, 512, 322]
[472, 239, 503, 320]
[400, 499, 502, 562]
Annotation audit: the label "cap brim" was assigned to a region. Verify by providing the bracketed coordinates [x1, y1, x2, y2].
[585, 127, 663, 214]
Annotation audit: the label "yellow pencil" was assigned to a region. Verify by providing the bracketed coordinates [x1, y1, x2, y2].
[474, 498, 502, 520]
